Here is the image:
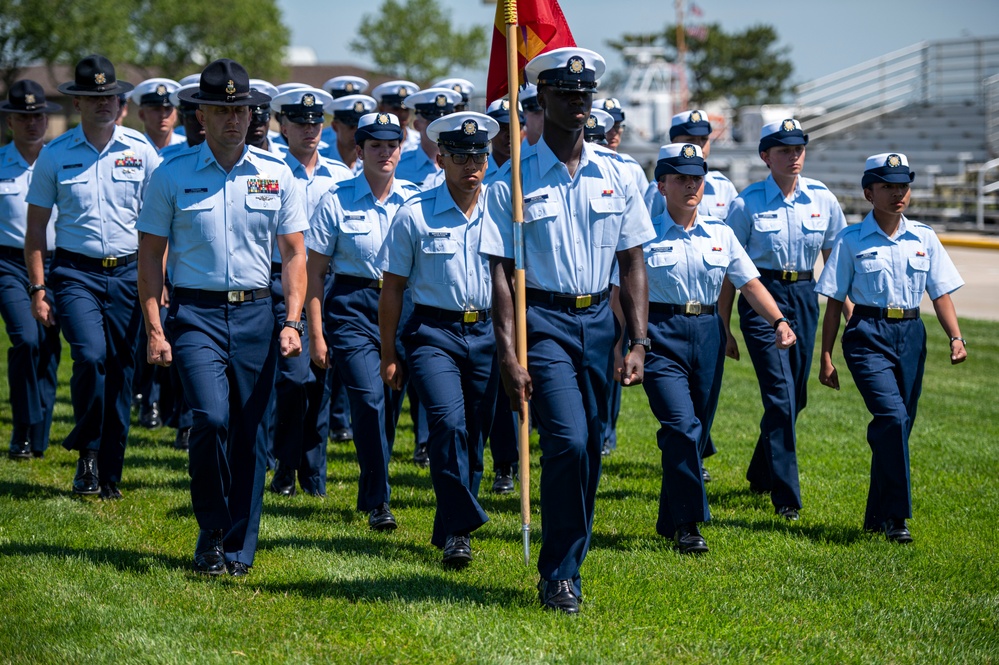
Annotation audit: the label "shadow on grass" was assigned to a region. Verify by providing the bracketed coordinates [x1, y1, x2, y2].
[0, 479, 67, 500]
[260, 533, 429, 562]
[0, 541, 190, 573]
[709, 515, 869, 545]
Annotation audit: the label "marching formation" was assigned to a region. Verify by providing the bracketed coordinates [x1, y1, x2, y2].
[1, 47, 968, 613]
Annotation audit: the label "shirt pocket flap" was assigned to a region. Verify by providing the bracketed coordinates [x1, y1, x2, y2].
[421, 237, 458, 255]
[340, 216, 370, 234]
[58, 170, 89, 186]
[246, 194, 282, 211]
[648, 250, 679, 268]
[178, 191, 214, 211]
[855, 258, 884, 273]
[908, 256, 930, 272]
[524, 200, 557, 223]
[801, 214, 825, 231]
[589, 196, 626, 215]
[702, 252, 730, 268]
[112, 167, 144, 182]
[753, 215, 781, 232]
[0, 181, 20, 195]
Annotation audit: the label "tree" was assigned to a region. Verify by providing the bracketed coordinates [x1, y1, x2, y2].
[608, 23, 794, 108]
[350, 0, 488, 87]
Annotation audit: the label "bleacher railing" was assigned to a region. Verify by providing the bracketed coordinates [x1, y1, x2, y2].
[795, 37, 999, 140]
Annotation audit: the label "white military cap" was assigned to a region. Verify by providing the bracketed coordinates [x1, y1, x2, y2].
[177, 73, 201, 87]
[583, 108, 615, 141]
[169, 83, 199, 109]
[323, 76, 369, 98]
[248, 79, 279, 101]
[329, 94, 378, 124]
[405, 87, 462, 118]
[486, 98, 522, 124]
[355, 112, 404, 141]
[594, 97, 625, 123]
[131, 78, 180, 106]
[759, 118, 808, 151]
[432, 77, 475, 103]
[519, 83, 541, 111]
[270, 87, 333, 123]
[862, 152, 916, 186]
[426, 112, 499, 154]
[525, 47, 606, 89]
[370, 80, 420, 106]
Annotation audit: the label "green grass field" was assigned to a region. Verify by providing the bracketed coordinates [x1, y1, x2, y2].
[0, 314, 997, 664]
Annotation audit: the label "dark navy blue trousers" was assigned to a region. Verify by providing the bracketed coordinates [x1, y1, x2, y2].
[527, 299, 614, 594]
[50, 255, 141, 484]
[403, 314, 497, 547]
[268, 266, 330, 494]
[738, 277, 817, 509]
[0, 253, 60, 452]
[167, 295, 275, 566]
[326, 282, 405, 511]
[843, 316, 926, 529]
[487, 388, 518, 470]
[644, 310, 722, 537]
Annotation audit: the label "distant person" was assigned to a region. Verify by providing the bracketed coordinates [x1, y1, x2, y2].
[816, 153, 966, 544]
[131, 78, 185, 153]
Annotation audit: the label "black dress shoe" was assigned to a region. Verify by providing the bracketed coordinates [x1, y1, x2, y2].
[674, 523, 709, 554]
[492, 466, 515, 494]
[442, 535, 472, 568]
[775, 505, 799, 521]
[226, 561, 250, 577]
[538, 579, 580, 614]
[72, 457, 100, 495]
[99, 482, 123, 500]
[884, 518, 913, 544]
[368, 503, 397, 531]
[269, 463, 296, 497]
[330, 427, 353, 443]
[139, 402, 162, 429]
[174, 427, 191, 451]
[412, 443, 430, 468]
[193, 529, 226, 575]
[701, 467, 712, 483]
[8, 438, 30, 460]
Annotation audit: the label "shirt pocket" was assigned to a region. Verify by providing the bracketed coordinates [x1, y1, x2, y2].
[589, 195, 626, 248]
[906, 256, 930, 296]
[112, 166, 144, 210]
[523, 199, 557, 252]
[0, 180, 23, 221]
[800, 213, 826, 249]
[647, 248, 681, 292]
[178, 191, 217, 242]
[701, 251, 731, 295]
[752, 214, 783, 252]
[339, 214, 374, 259]
[58, 170, 93, 208]
[245, 193, 282, 241]
[420, 236, 458, 283]
[855, 257, 888, 295]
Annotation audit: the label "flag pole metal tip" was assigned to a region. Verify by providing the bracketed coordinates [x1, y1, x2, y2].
[522, 524, 531, 565]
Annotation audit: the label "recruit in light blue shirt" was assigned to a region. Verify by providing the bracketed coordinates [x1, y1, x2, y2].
[306, 172, 421, 280]
[645, 212, 759, 305]
[0, 143, 56, 251]
[142, 131, 187, 154]
[273, 151, 352, 262]
[136, 142, 307, 291]
[645, 170, 738, 221]
[480, 139, 656, 295]
[726, 173, 846, 272]
[26, 124, 161, 257]
[319, 141, 363, 175]
[815, 212, 964, 309]
[378, 181, 492, 311]
[395, 147, 441, 192]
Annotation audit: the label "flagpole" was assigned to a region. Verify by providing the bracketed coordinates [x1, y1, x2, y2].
[503, 0, 531, 567]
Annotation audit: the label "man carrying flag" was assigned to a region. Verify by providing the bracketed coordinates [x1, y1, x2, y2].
[482, 46, 655, 615]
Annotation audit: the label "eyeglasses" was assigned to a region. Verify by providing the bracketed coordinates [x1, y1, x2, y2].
[445, 152, 488, 165]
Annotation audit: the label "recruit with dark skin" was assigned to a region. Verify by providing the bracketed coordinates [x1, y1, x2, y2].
[489, 86, 649, 420]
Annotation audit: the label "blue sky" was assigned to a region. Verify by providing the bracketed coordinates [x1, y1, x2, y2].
[277, 0, 997, 90]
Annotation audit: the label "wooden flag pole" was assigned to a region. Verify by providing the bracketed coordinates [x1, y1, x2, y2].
[503, 0, 531, 566]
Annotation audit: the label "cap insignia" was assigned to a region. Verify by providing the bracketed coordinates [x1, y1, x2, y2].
[376, 113, 390, 125]
[452, 84, 462, 92]
[462, 120, 478, 135]
[887, 154, 902, 168]
[353, 101, 365, 113]
[568, 56, 585, 75]
[345, 82, 356, 92]
[603, 100, 615, 110]
[682, 144, 696, 159]
[155, 84, 167, 96]
[303, 94, 315, 107]
[690, 110, 702, 123]
[435, 94, 447, 107]
[95, 72, 107, 85]
[500, 100, 509, 110]
[398, 87, 408, 98]
[225, 80, 236, 95]
[585, 116, 597, 129]
[24, 93, 36, 105]
[781, 119, 795, 132]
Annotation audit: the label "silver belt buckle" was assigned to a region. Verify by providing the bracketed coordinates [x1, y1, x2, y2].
[684, 300, 702, 315]
[227, 290, 245, 303]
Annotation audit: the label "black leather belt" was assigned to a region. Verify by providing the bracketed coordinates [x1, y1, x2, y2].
[759, 268, 813, 283]
[649, 302, 717, 316]
[414, 304, 491, 323]
[0, 245, 23, 260]
[56, 248, 137, 269]
[525, 287, 609, 309]
[336, 274, 383, 289]
[853, 304, 920, 320]
[270, 262, 283, 274]
[173, 287, 271, 304]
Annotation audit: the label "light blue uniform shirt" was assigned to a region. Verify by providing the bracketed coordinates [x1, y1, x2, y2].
[395, 147, 441, 192]
[402, 127, 420, 153]
[273, 152, 352, 262]
[143, 131, 187, 154]
[481, 139, 656, 294]
[645, 212, 759, 305]
[159, 141, 196, 162]
[26, 125, 161, 257]
[645, 170, 739, 221]
[378, 182, 491, 311]
[136, 142, 307, 291]
[726, 174, 846, 272]
[482, 156, 503, 186]
[306, 173, 421, 280]
[319, 141, 363, 174]
[815, 212, 963, 309]
[0, 143, 56, 250]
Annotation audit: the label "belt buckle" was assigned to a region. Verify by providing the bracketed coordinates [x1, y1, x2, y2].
[575, 294, 592, 308]
[781, 269, 798, 282]
[377, 279, 384, 289]
[101, 257, 117, 268]
[684, 301, 702, 315]
[227, 290, 245, 303]
[463, 310, 478, 324]
[887, 307, 904, 319]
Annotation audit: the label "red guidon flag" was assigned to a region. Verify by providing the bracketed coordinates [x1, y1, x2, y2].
[485, 0, 576, 103]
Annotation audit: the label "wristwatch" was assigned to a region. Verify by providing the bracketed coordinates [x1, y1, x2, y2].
[282, 320, 306, 336]
[629, 337, 652, 351]
[772, 317, 790, 331]
[27, 283, 46, 297]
